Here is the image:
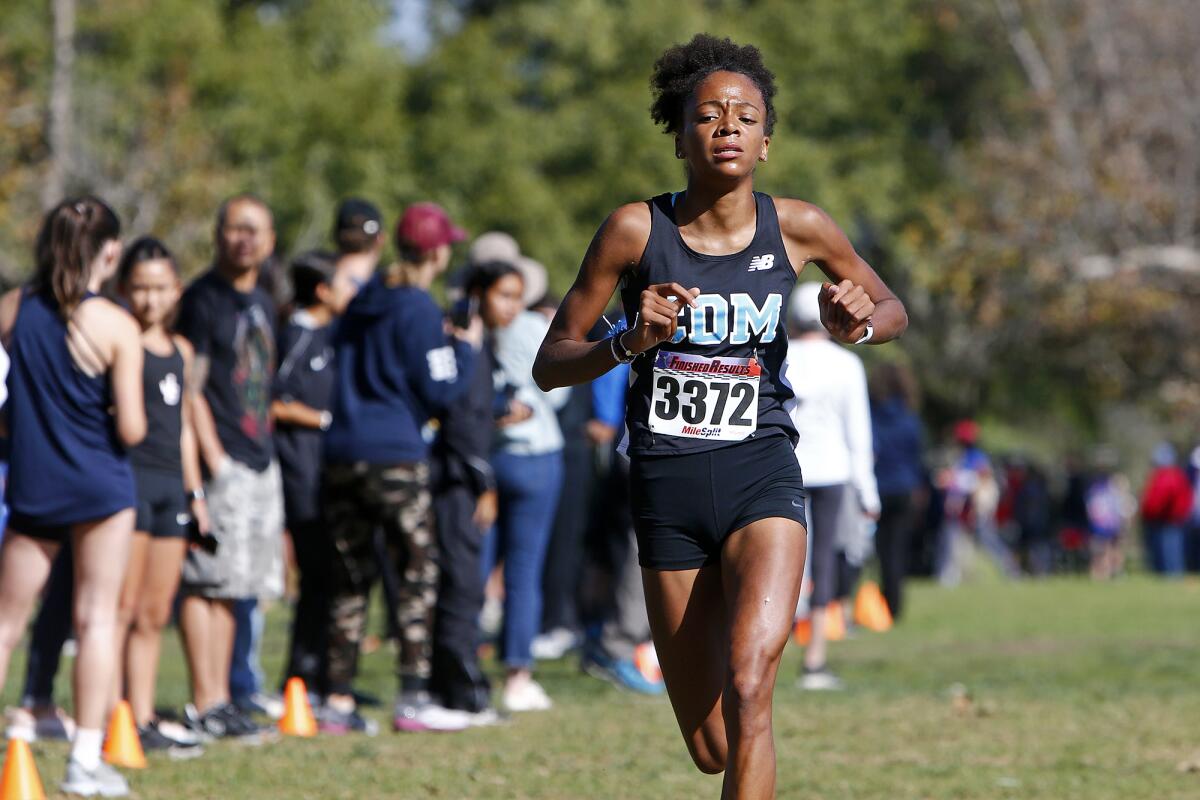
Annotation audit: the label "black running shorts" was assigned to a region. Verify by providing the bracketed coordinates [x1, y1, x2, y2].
[630, 432, 807, 570]
[134, 467, 188, 539]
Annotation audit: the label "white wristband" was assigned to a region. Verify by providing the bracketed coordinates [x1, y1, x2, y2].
[854, 321, 874, 345]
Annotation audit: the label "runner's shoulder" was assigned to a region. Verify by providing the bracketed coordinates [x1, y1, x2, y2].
[772, 197, 837, 242]
[596, 202, 653, 268]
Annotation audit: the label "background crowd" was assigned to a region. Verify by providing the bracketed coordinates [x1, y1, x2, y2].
[0, 188, 1196, 796]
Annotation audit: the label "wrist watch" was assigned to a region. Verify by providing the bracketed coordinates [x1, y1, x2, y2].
[319, 410, 333, 431]
[854, 320, 874, 345]
[187, 488, 205, 502]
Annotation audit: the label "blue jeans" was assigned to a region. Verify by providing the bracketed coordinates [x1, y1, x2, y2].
[1145, 523, 1186, 576]
[482, 450, 564, 669]
[230, 598, 265, 699]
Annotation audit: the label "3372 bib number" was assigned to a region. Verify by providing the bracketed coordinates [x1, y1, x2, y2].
[648, 352, 760, 441]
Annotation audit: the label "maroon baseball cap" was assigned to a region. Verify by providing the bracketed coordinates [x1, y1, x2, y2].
[394, 202, 467, 253]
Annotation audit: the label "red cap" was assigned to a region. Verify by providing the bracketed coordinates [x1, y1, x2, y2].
[953, 419, 979, 446]
[395, 202, 466, 253]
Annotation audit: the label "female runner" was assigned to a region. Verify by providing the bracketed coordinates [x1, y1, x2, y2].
[533, 34, 907, 799]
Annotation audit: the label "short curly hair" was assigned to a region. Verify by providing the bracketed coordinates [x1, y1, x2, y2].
[650, 34, 777, 136]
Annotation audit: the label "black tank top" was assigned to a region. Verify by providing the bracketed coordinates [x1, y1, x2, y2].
[130, 342, 184, 474]
[621, 191, 798, 456]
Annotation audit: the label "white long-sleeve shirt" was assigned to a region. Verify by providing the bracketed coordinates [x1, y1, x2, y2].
[493, 311, 570, 456]
[784, 336, 880, 515]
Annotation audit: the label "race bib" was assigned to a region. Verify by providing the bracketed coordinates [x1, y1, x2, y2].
[648, 351, 760, 441]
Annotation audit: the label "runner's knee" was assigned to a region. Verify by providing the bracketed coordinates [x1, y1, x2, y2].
[727, 649, 777, 711]
[687, 729, 728, 775]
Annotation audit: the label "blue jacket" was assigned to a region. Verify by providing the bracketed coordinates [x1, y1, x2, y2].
[324, 275, 476, 465]
[871, 397, 924, 497]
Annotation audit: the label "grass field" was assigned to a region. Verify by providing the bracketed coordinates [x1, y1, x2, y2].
[4, 577, 1200, 799]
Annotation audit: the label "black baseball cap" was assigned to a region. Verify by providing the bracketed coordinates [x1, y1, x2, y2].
[334, 198, 383, 237]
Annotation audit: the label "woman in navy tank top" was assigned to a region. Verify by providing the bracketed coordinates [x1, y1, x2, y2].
[534, 36, 908, 797]
[0, 197, 146, 796]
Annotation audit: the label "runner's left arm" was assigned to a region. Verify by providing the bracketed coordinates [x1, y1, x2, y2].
[777, 199, 908, 345]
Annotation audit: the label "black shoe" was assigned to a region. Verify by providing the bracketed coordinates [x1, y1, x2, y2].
[185, 702, 265, 742]
[214, 703, 267, 740]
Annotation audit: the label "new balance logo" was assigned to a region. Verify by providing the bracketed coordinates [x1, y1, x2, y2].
[747, 254, 775, 272]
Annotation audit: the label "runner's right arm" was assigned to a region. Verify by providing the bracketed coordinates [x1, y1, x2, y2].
[533, 202, 696, 390]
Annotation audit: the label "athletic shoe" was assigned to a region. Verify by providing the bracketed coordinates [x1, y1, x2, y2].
[583, 653, 666, 695]
[5, 705, 76, 742]
[317, 705, 379, 736]
[393, 699, 472, 732]
[153, 717, 203, 747]
[500, 679, 553, 713]
[235, 691, 284, 720]
[4, 707, 36, 742]
[798, 666, 844, 691]
[60, 758, 129, 797]
[464, 707, 508, 728]
[184, 703, 266, 742]
[531, 628, 579, 660]
[138, 720, 204, 760]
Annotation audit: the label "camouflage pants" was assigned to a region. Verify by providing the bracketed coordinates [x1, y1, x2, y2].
[323, 461, 438, 694]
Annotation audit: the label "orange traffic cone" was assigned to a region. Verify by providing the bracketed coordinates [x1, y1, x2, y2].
[103, 700, 147, 769]
[853, 581, 893, 632]
[825, 601, 847, 641]
[792, 616, 812, 646]
[1, 739, 46, 800]
[279, 677, 318, 737]
[633, 642, 662, 684]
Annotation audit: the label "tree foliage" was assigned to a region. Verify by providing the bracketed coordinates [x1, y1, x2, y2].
[0, 0, 1195, 447]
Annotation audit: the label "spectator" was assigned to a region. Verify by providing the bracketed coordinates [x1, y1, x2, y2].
[112, 237, 207, 754]
[427, 261, 516, 722]
[869, 362, 924, 619]
[1087, 465, 1132, 580]
[482, 264, 569, 712]
[0, 196, 145, 796]
[1139, 443, 1193, 577]
[273, 251, 338, 697]
[935, 420, 1019, 584]
[785, 282, 880, 691]
[578, 362, 664, 695]
[329, 198, 386, 314]
[1186, 446, 1200, 572]
[320, 202, 479, 734]
[176, 194, 283, 739]
[1012, 462, 1054, 577]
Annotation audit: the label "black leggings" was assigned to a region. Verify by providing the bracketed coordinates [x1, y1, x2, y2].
[806, 484, 847, 608]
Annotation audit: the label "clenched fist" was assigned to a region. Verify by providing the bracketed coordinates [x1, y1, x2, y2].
[622, 282, 700, 354]
[818, 280, 874, 344]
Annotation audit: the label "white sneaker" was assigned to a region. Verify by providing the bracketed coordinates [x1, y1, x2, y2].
[798, 667, 844, 691]
[5, 707, 36, 742]
[531, 628, 579, 660]
[501, 679, 553, 713]
[393, 701, 472, 733]
[61, 758, 130, 797]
